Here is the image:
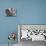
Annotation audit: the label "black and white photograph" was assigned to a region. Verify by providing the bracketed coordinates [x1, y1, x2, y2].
[5, 8, 16, 16]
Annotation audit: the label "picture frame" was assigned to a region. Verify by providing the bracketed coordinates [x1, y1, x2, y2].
[5, 8, 16, 16]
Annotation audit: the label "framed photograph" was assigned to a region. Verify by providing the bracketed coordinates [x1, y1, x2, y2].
[5, 8, 16, 16]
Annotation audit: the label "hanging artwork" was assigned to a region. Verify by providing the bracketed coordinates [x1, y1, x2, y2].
[5, 8, 16, 16]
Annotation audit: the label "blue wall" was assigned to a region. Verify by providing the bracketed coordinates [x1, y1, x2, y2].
[0, 0, 46, 44]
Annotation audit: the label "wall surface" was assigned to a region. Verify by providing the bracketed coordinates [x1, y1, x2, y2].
[0, 0, 46, 44]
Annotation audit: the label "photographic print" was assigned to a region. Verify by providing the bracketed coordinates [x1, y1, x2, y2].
[5, 8, 16, 16]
